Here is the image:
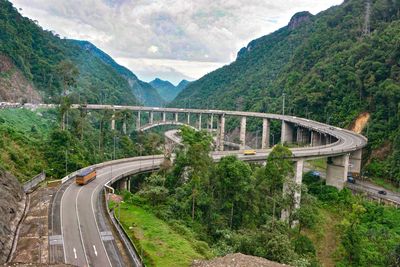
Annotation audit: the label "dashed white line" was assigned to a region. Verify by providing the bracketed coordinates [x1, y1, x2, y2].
[73, 248, 77, 259]
[93, 245, 98, 256]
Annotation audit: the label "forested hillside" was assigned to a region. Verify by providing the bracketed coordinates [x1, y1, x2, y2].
[172, 0, 400, 184]
[0, 0, 145, 105]
[73, 40, 164, 106]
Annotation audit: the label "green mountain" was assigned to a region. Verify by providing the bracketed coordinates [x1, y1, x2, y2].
[0, 0, 149, 105]
[150, 78, 189, 102]
[72, 40, 164, 106]
[172, 0, 400, 183]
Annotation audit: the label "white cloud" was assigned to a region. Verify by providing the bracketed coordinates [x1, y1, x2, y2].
[10, 0, 343, 82]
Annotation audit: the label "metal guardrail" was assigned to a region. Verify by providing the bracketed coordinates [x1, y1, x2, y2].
[23, 172, 45, 193]
[347, 183, 400, 208]
[103, 165, 162, 267]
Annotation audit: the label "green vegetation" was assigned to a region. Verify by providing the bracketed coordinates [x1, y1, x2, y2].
[0, 107, 164, 182]
[111, 196, 212, 267]
[120, 127, 400, 266]
[304, 172, 400, 266]
[0, 0, 163, 106]
[0, 108, 55, 181]
[171, 0, 400, 186]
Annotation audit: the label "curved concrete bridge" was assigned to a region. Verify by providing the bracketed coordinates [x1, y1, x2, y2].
[70, 104, 367, 190]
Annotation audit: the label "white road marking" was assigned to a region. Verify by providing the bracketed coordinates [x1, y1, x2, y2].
[73, 248, 77, 259]
[93, 245, 98, 256]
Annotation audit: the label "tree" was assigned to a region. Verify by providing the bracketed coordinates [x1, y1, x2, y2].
[215, 156, 253, 229]
[56, 60, 79, 130]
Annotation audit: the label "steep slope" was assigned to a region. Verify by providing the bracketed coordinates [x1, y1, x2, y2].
[0, 0, 139, 105]
[73, 40, 165, 106]
[172, 0, 400, 182]
[0, 54, 41, 103]
[150, 78, 189, 102]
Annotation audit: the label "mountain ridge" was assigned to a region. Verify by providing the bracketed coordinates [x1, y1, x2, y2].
[172, 0, 400, 182]
[150, 77, 189, 102]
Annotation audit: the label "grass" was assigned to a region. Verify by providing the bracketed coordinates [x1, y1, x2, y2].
[308, 158, 327, 170]
[0, 108, 56, 182]
[302, 207, 341, 267]
[115, 201, 211, 267]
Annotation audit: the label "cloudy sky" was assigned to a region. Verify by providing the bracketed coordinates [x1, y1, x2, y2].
[10, 0, 343, 84]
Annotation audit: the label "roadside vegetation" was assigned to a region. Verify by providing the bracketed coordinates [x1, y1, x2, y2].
[110, 195, 212, 267]
[118, 126, 400, 267]
[0, 107, 163, 182]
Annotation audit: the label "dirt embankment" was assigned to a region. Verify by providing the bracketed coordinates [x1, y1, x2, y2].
[0, 54, 41, 103]
[192, 253, 291, 267]
[349, 112, 370, 134]
[0, 168, 25, 264]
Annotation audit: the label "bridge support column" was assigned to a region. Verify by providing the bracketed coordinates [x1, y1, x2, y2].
[136, 111, 141, 130]
[209, 114, 214, 132]
[175, 113, 178, 122]
[127, 177, 131, 192]
[281, 159, 304, 225]
[149, 112, 154, 124]
[281, 121, 294, 144]
[198, 114, 202, 130]
[122, 121, 127, 134]
[111, 113, 115, 131]
[326, 154, 350, 190]
[218, 115, 225, 151]
[187, 113, 190, 125]
[261, 118, 270, 149]
[296, 127, 309, 144]
[162, 112, 166, 122]
[240, 117, 247, 149]
[118, 178, 128, 191]
[311, 131, 322, 146]
[349, 149, 362, 175]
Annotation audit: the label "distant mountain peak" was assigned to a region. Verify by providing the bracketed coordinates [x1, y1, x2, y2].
[288, 11, 313, 30]
[150, 78, 190, 102]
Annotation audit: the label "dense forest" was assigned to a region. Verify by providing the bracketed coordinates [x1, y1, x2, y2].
[0, 0, 164, 106]
[122, 127, 400, 267]
[171, 0, 400, 185]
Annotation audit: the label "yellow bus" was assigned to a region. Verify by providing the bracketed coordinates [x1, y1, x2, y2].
[243, 149, 257, 155]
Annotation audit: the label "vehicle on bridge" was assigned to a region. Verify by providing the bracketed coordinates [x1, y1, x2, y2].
[75, 168, 97, 185]
[243, 149, 257, 155]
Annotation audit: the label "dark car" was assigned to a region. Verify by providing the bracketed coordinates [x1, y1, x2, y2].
[378, 190, 387, 195]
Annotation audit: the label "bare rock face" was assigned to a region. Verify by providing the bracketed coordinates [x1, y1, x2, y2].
[0, 168, 25, 264]
[288, 11, 313, 30]
[0, 54, 41, 103]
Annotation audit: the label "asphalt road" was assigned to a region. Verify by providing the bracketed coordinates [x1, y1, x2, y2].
[50, 159, 163, 267]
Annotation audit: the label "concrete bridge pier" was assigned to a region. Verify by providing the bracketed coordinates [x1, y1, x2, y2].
[116, 178, 128, 191]
[218, 114, 225, 151]
[136, 111, 141, 130]
[111, 113, 115, 131]
[187, 113, 190, 125]
[122, 121, 127, 134]
[281, 121, 294, 144]
[174, 113, 179, 122]
[240, 116, 247, 149]
[162, 112, 166, 122]
[198, 114, 202, 130]
[149, 111, 154, 124]
[261, 118, 270, 149]
[296, 127, 309, 144]
[311, 131, 322, 146]
[209, 114, 214, 132]
[281, 159, 304, 224]
[326, 154, 350, 189]
[349, 149, 362, 175]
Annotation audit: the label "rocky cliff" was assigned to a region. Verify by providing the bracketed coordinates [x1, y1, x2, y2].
[0, 168, 25, 264]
